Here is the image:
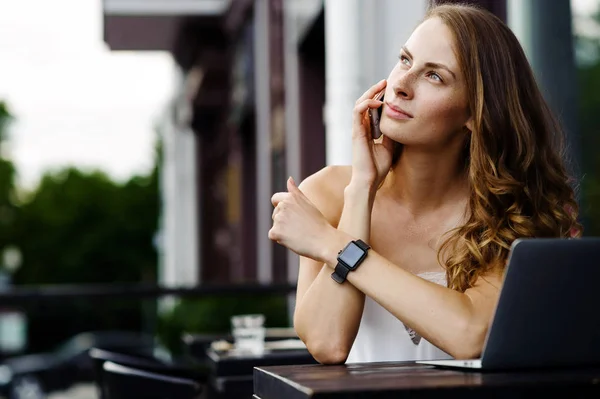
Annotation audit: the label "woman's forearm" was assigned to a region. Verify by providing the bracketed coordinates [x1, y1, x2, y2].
[294, 184, 374, 364]
[298, 182, 499, 360]
[318, 228, 496, 360]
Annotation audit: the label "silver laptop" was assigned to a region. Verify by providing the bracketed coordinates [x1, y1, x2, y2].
[417, 237, 600, 370]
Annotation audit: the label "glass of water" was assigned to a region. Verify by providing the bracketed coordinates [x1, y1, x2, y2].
[231, 314, 266, 355]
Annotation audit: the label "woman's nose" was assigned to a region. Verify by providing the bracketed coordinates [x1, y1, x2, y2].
[392, 73, 414, 100]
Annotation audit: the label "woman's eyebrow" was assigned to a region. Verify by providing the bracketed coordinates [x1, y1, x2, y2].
[401, 46, 457, 79]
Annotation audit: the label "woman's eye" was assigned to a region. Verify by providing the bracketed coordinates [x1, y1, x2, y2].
[428, 72, 442, 82]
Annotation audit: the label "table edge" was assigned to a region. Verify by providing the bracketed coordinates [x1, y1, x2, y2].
[254, 366, 314, 398]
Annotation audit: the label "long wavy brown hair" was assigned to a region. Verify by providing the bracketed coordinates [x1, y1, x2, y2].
[401, 3, 583, 292]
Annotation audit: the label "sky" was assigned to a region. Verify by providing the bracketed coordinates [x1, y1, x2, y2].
[0, 0, 175, 189]
[0, 0, 597, 190]
[574, 0, 598, 13]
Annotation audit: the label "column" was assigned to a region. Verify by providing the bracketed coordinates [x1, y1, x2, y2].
[508, 0, 582, 204]
[283, 0, 302, 293]
[324, 0, 362, 165]
[254, 0, 274, 283]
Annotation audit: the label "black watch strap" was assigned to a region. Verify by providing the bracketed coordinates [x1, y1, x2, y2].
[331, 263, 350, 284]
[354, 239, 370, 251]
[331, 239, 371, 284]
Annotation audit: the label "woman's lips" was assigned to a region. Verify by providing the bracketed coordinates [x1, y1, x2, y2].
[384, 102, 413, 120]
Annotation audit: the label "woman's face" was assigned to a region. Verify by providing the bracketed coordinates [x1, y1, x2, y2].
[380, 17, 471, 149]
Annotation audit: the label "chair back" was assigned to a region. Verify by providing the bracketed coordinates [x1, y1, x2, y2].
[101, 361, 202, 399]
[90, 348, 203, 399]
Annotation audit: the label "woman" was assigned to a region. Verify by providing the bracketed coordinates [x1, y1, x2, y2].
[269, 3, 582, 364]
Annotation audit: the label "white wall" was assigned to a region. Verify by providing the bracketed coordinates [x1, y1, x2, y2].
[158, 67, 200, 292]
[324, 0, 428, 165]
[283, 0, 312, 321]
[254, 0, 274, 284]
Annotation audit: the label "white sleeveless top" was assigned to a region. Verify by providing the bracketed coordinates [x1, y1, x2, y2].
[346, 271, 453, 363]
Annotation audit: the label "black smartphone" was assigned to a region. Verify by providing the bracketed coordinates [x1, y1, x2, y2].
[369, 90, 385, 139]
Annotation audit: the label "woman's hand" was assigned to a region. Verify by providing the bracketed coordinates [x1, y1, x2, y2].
[269, 177, 339, 263]
[352, 79, 395, 191]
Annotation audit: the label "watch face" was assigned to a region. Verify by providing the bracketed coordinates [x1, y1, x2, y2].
[339, 242, 366, 269]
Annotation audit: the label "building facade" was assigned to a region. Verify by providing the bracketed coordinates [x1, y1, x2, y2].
[102, 0, 580, 289]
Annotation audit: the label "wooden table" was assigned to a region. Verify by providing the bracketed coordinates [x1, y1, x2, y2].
[253, 361, 600, 398]
[206, 347, 317, 398]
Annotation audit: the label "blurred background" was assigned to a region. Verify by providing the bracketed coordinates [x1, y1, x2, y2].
[0, 0, 598, 397]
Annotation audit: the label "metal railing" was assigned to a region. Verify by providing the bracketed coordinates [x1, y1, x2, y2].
[0, 282, 296, 304]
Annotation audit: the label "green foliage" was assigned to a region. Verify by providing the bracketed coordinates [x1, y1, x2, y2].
[4, 165, 160, 351]
[11, 166, 158, 284]
[156, 295, 290, 354]
[0, 102, 19, 271]
[0, 100, 162, 351]
[578, 62, 600, 235]
[0, 101, 12, 143]
[576, 15, 600, 236]
[581, 176, 600, 236]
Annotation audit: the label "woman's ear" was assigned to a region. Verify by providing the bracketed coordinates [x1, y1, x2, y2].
[465, 118, 474, 133]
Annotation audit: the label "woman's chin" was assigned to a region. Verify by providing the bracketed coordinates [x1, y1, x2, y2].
[379, 128, 408, 145]
[379, 121, 410, 142]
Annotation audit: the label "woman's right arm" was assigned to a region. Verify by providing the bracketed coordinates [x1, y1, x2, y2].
[293, 166, 373, 364]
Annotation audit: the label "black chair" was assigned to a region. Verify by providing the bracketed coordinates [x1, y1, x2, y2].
[89, 348, 205, 399]
[101, 361, 202, 399]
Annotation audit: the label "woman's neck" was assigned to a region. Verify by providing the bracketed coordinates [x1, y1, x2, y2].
[382, 144, 469, 215]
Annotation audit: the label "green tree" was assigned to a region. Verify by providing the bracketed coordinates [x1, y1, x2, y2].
[9, 165, 160, 351]
[0, 102, 19, 273]
[576, 5, 600, 235]
[0, 101, 162, 352]
[0, 102, 11, 143]
[577, 62, 600, 235]
[13, 167, 158, 284]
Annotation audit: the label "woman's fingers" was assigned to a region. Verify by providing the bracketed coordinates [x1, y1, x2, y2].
[353, 98, 384, 138]
[272, 180, 305, 221]
[287, 176, 310, 202]
[271, 192, 288, 207]
[286, 176, 297, 194]
[355, 79, 387, 105]
[355, 98, 385, 114]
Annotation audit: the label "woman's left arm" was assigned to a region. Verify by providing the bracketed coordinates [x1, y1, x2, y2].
[322, 228, 502, 359]
[271, 177, 504, 360]
[315, 184, 503, 360]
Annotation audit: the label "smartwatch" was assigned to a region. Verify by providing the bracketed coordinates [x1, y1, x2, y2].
[331, 239, 371, 284]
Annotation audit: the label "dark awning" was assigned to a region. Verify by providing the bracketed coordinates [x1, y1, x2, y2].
[102, 0, 230, 51]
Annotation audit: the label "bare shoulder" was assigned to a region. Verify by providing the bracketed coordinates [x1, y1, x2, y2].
[298, 165, 352, 228]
